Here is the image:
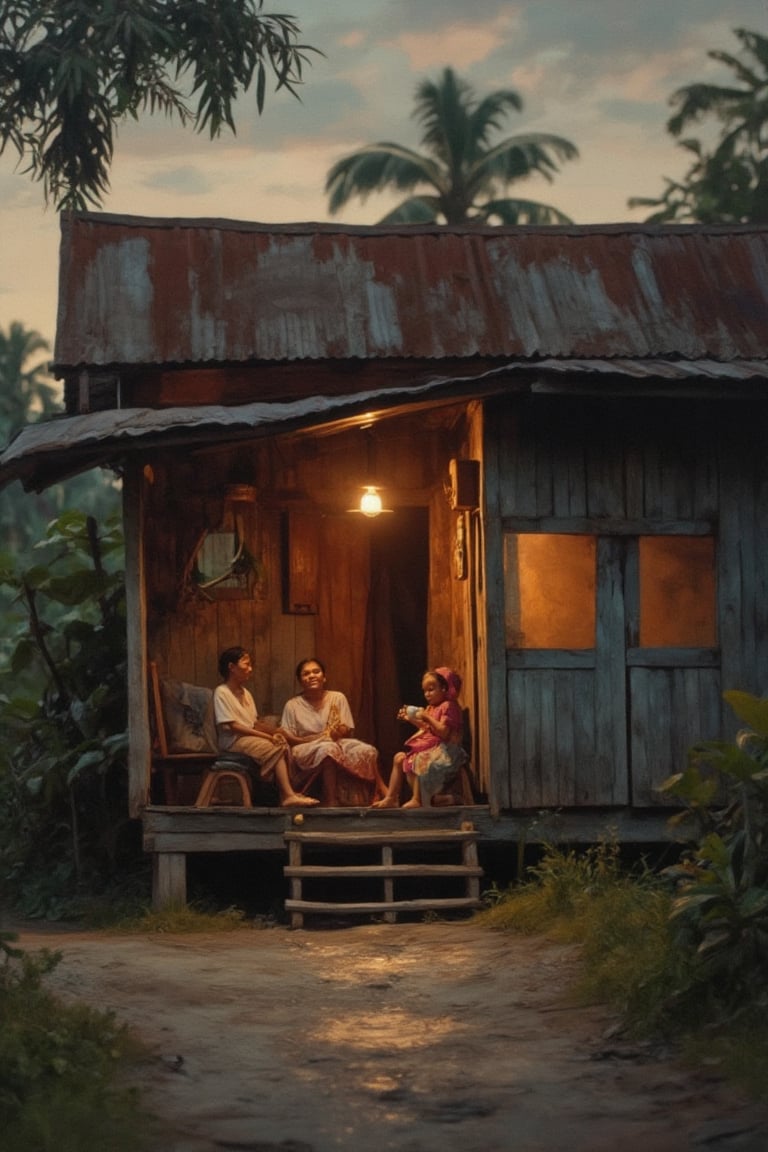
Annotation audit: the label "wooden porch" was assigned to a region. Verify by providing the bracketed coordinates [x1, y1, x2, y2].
[142, 802, 676, 915]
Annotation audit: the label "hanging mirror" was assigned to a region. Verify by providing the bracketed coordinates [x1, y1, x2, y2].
[188, 485, 262, 600]
[194, 529, 249, 592]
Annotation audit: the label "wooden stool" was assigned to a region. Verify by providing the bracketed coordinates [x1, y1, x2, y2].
[432, 762, 476, 806]
[195, 766, 252, 808]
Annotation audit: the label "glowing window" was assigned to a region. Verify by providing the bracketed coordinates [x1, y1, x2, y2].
[639, 536, 716, 648]
[504, 534, 596, 649]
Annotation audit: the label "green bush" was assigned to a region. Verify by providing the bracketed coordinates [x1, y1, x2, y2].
[0, 932, 155, 1152]
[659, 691, 768, 1022]
[0, 511, 140, 918]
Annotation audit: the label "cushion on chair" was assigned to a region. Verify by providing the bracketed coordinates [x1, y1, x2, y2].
[211, 753, 253, 771]
[160, 677, 217, 753]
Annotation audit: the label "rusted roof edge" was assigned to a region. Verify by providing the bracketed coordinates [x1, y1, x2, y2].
[61, 209, 768, 240]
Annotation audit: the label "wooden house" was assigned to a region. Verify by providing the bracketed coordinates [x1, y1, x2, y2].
[3, 212, 768, 907]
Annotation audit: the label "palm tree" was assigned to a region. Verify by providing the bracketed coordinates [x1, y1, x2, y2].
[0, 321, 119, 556]
[666, 28, 768, 157]
[0, 321, 58, 444]
[325, 67, 578, 225]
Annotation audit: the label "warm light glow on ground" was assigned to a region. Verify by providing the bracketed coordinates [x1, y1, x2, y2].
[308, 1007, 463, 1051]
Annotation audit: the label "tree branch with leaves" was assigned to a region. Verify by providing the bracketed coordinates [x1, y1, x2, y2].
[629, 27, 768, 224]
[0, 0, 318, 209]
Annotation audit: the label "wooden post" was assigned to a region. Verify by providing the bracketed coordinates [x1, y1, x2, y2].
[124, 461, 149, 819]
[152, 853, 187, 908]
[463, 838, 480, 903]
[382, 845, 396, 923]
[289, 839, 304, 929]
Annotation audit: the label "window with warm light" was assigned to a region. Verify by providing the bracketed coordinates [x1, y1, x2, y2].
[504, 534, 596, 649]
[638, 536, 716, 647]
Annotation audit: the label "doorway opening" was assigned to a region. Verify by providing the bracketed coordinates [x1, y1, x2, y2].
[365, 507, 429, 771]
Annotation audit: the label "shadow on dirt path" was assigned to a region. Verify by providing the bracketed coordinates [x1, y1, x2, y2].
[10, 918, 768, 1152]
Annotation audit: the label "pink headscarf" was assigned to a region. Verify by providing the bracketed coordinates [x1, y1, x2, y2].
[435, 667, 462, 700]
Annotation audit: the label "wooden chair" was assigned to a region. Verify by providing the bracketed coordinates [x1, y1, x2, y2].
[149, 661, 217, 805]
[149, 663, 287, 806]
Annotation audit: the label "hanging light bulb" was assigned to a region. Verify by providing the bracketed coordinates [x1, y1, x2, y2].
[347, 484, 393, 516]
[359, 485, 383, 517]
[347, 425, 393, 515]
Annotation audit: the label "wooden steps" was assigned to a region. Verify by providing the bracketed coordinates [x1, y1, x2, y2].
[283, 827, 483, 928]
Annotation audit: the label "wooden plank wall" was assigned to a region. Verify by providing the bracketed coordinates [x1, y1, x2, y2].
[718, 418, 768, 711]
[487, 393, 768, 813]
[629, 666, 722, 803]
[139, 413, 473, 804]
[497, 396, 720, 523]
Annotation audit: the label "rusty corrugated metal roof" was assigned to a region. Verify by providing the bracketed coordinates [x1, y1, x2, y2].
[53, 214, 768, 371]
[5, 357, 768, 492]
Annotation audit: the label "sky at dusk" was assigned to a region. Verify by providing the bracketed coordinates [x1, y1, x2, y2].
[1, 0, 766, 357]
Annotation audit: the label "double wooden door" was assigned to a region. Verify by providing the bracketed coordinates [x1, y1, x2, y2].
[504, 532, 721, 808]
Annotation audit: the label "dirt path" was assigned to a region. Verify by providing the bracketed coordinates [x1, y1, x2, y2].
[11, 918, 768, 1152]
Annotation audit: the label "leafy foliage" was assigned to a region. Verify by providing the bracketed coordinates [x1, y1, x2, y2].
[0, 0, 318, 209]
[0, 320, 122, 679]
[0, 934, 153, 1151]
[0, 509, 135, 917]
[659, 689, 768, 1026]
[630, 28, 768, 223]
[325, 66, 578, 225]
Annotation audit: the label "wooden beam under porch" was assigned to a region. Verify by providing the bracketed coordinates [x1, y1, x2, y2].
[142, 804, 678, 909]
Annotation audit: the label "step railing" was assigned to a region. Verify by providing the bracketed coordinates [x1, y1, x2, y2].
[283, 827, 483, 928]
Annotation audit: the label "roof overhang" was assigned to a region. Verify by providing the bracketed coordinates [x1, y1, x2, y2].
[3, 358, 768, 493]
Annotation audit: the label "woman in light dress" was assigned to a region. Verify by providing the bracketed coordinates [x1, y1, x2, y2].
[280, 658, 385, 806]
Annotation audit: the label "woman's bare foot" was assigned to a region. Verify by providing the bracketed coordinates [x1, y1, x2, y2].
[371, 796, 399, 808]
[282, 794, 320, 807]
[401, 797, 421, 809]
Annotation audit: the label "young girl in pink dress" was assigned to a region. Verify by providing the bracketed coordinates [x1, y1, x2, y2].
[372, 667, 468, 808]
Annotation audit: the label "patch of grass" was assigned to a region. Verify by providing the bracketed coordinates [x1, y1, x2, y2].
[0, 934, 157, 1152]
[475, 840, 768, 1100]
[113, 902, 260, 933]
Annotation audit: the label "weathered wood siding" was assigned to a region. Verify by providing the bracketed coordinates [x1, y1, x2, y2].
[487, 394, 768, 812]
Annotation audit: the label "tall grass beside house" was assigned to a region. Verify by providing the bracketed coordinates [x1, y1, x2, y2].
[477, 690, 768, 1100]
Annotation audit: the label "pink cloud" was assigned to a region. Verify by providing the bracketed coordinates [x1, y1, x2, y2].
[389, 12, 521, 71]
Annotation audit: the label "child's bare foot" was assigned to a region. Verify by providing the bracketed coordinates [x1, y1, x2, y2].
[371, 796, 398, 808]
[401, 798, 421, 809]
[282, 794, 320, 807]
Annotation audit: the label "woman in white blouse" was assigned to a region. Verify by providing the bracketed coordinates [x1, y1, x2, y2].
[213, 646, 318, 808]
